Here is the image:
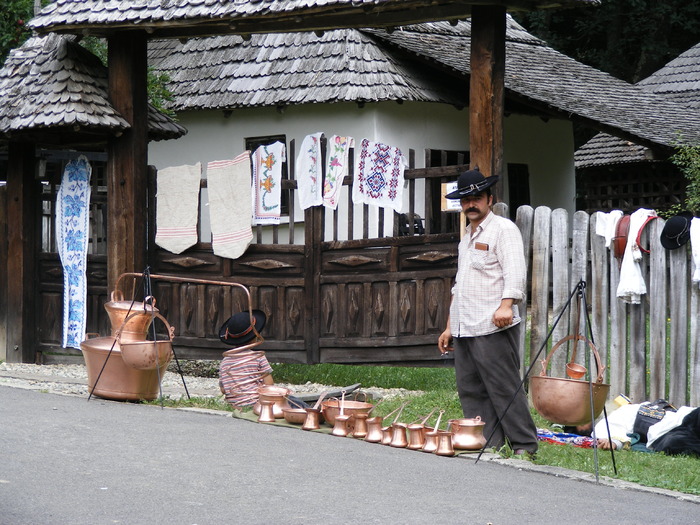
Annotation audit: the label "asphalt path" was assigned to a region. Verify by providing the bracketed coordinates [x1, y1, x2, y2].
[1, 386, 697, 525]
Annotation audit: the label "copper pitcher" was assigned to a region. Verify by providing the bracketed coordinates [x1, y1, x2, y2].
[365, 416, 384, 443]
[381, 425, 393, 445]
[257, 399, 276, 423]
[331, 414, 352, 437]
[351, 413, 369, 439]
[302, 408, 322, 431]
[407, 423, 429, 450]
[436, 431, 455, 456]
[389, 422, 408, 448]
[421, 410, 444, 453]
[449, 416, 487, 450]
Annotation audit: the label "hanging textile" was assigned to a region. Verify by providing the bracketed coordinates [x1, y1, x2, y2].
[252, 141, 286, 225]
[55, 155, 92, 349]
[691, 218, 700, 287]
[617, 207, 657, 304]
[595, 209, 624, 248]
[296, 132, 324, 210]
[155, 162, 201, 254]
[353, 138, 406, 212]
[207, 152, 253, 259]
[323, 135, 354, 210]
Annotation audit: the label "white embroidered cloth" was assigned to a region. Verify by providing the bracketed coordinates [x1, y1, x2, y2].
[617, 208, 656, 304]
[252, 141, 286, 225]
[353, 138, 405, 212]
[691, 218, 700, 287]
[207, 153, 253, 259]
[595, 209, 624, 248]
[155, 163, 201, 254]
[296, 132, 324, 210]
[56, 155, 92, 349]
[324, 135, 354, 210]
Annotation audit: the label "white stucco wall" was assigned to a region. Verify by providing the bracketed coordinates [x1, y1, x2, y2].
[149, 101, 576, 242]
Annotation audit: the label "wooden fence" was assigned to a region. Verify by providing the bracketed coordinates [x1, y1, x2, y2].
[510, 204, 699, 408]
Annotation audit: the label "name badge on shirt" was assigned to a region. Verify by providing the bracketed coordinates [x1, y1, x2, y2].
[475, 242, 489, 251]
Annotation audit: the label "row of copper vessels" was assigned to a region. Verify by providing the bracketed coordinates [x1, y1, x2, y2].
[252, 385, 487, 457]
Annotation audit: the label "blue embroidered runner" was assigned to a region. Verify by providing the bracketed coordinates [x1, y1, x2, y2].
[56, 156, 92, 349]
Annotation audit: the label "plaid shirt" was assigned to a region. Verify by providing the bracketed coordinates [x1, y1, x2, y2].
[449, 211, 526, 337]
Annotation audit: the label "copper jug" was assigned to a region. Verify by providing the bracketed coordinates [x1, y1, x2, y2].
[331, 414, 351, 437]
[450, 416, 487, 450]
[302, 408, 322, 431]
[257, 399, 276, 423]
[389, 422, 408, 448]
[421, 430, 439, 453]
[407, 423, 428, 450]
[351, 413, 369, 439]
[436, 431, 455, 456]
[365, 416, 384, 443]
[381, 425, 393, 445]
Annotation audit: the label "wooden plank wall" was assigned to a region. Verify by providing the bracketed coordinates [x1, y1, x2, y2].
[517, 206, 699, 407]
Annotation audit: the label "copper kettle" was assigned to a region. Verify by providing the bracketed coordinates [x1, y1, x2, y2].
[449, 416, 487, 450]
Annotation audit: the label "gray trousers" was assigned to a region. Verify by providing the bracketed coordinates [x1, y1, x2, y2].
[453, 325, 538, 453]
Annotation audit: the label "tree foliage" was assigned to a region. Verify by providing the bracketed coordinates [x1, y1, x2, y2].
[670, 142, 700, 215]
[514, 0, 700, 83]
[0, 0, 35, 64]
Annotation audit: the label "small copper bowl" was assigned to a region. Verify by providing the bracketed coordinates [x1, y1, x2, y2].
[282, 407, 308, 425]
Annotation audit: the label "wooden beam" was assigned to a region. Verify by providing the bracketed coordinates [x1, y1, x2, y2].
[469, 5, 506, 202]
[5, 141, 39, 363]
[107, 32, 149, 294]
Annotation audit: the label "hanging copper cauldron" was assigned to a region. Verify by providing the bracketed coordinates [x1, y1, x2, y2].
[449, 417, 487, 450]
[117, 311, 174, 371]
[104, 292, 159, 341]
[530, 334, 609, 426]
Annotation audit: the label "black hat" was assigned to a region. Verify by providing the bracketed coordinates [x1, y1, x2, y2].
[219, 309, 266, 346]
[660, 211, 694, 250]
[445, 168, 499, 199]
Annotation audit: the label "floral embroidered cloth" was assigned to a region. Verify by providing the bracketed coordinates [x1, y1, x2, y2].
[56, 156, 92, 349]
[296, 132, 324, 210]
[353, 138, 405, 212]
[537, 428, 595, 448]
[207, 152, 253, 259]
[252, 141, 286, 225]
[324, 135, 354, 210]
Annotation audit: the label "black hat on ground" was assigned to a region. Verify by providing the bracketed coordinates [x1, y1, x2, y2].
[219, 309, 266, 346]
[660, 211, 694, 250]
[445, 168, 499, 199]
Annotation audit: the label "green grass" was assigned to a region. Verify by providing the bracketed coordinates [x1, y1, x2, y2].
[150, 362, 700, 495]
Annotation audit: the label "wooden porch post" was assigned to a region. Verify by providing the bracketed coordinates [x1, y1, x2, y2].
[106, 32, 149, 293]
[5, 141, 39, 362]
[469, 5, 506, 202]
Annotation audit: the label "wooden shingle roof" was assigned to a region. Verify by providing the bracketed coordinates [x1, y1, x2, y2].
[148, 29, 465, 111]
[29, 0, 600, 39]
[575, 41, 700, 169]
[0, 33, 186, 144]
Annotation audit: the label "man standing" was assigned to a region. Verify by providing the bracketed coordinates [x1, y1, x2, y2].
[438, 168, 538, 456]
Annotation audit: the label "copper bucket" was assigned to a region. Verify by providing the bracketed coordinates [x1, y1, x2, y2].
[117, 311, 174, 371]
[530, 334, 609, 426]
[104, 292, 159, 341]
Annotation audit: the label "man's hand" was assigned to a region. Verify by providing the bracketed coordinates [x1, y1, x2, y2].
[597, 438, 616, 450]
[492, 302, 514, 329]
[438, 328, 453, 354]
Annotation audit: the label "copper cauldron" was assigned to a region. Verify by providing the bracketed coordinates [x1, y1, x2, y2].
[449, 417, 487, 450]
[530, 335, 609, 425]
[104, 292, 159, 341]
[321, 397, 374, 426]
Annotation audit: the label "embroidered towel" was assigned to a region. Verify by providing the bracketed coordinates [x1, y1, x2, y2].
[691, 218, 700, 286]
[252, 141, 286, 225]
[595, 209, 624, 248]
[353, 138, 406, 212]
[617, 208, 657, 304]
[207, 153, 253, 259]
[324, 135, 354, 210]
[155, 163, 201, 254]
[56, 155, 92, 349]
[296, 132, 324, 210]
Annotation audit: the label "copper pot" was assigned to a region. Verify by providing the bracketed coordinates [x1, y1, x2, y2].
[421, 430, 439, 453]
[117, 311, 174, 371]
[301, 408, 323, 431]
[389, 422, 409, 448]
[530, 335, 609, 425]
[449, 417, 487, 450]
[104, 292, 159, 341]
[282, 407, 308, 425]
[331, 414, 352, 437]
[351, 413, 369, 439]
[257, 399, 276, 423]
[321, 398, 374, 426]
[436, 431, 455, 456]
[253, 386, 291, 418]
[364, 416, 384, 443]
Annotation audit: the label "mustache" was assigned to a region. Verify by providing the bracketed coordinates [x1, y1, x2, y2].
[465, 208, 479, 213]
